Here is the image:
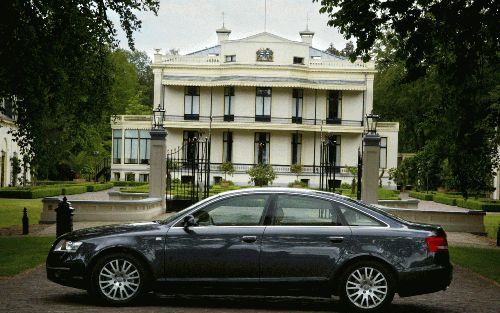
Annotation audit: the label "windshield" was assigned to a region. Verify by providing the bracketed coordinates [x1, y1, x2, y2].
[157, 195, 219, 225]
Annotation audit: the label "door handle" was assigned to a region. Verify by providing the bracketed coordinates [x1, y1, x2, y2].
[328, 236, 344, 244]
[241, 236, 257, 243]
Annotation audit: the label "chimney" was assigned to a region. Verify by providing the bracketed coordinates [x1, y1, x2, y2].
[216, 27, 231, 44]
[299, 28, 314, 46]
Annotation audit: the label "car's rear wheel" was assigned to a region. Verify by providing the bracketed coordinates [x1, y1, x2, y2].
[89, 253, 148, 305]
[339, 260, 395, 312]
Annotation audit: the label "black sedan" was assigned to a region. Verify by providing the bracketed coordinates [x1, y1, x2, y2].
[47, 188, 452, 312]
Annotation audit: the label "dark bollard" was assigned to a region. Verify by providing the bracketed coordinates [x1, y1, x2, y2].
[55, 197, 75, 238]
[22, 207, 29, 235]
[497, 226, 500, 247]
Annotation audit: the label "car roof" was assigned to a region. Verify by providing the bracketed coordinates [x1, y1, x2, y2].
[214, 187, 351, 201]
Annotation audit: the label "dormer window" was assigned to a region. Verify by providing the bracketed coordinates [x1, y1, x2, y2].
[225, 55, 236, 62]
[293, 57, 304, 65]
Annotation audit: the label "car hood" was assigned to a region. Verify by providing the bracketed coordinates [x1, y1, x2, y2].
[63, 222, 162, 240]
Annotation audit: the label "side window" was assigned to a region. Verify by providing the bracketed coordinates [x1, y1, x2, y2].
[190, 194, 269, 226]
[337, 205, 384, 227]
[273, 195, 342, 226]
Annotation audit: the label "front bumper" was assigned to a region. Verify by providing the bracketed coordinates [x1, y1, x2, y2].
[397, 265, 453, 297]
[46, 251, 88, 290]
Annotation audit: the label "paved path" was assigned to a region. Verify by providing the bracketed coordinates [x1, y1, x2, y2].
[400, 192, 469, 212]
[0, 265, 498, 313]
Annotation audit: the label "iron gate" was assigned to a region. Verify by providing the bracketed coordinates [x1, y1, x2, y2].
[166, 137, 210, 210]
[319, 136, 340, 193]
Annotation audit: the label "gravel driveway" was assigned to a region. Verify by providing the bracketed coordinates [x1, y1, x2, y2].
[1, 265, 498, 313]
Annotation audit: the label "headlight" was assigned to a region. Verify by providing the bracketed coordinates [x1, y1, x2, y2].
[53, 240, 83, 253]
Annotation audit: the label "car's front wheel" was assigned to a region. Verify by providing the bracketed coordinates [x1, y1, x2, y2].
[89, 253, 148, 305]
[339, 260, 395, 312]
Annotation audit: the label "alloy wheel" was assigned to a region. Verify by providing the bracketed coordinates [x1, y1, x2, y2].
[345, 266, 388, 309]
[98, 259, 141, 301]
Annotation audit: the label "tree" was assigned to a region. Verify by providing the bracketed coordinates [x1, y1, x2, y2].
[290, 164, 303, 181]
[219, 162, 235, 181]
[247, 164, 277, 186]
[326, 41, 355, 58]
[316, 0, 499, 197]
[0, 0, 159, 180]
[10, 155, 21, 186]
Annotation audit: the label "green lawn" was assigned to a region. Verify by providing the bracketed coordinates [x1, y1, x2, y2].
[0, 199, 43, 227]
[449, 246, 500, 284]
[0, 236, 55, 276]
[484, 213, 500, 239]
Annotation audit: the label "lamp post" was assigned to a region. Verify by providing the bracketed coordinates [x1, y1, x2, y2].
[361, 112, 381, 204]
[149, 104, 167, 210]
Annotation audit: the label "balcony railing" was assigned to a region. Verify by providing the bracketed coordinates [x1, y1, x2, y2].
[207, 163, 352, 175]
[163, 115, 363, 126]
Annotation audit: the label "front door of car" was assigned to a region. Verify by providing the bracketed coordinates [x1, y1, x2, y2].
[164, 194, 271, 282]
[260, 194, 352, 287]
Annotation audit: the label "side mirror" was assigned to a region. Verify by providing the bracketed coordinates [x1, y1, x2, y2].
[182, 215, 197, 228]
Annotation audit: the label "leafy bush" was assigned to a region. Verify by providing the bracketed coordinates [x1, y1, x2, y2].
[287, 180, 307, 188]
[247, 164, 277, 186]
[409, 191, 434, 201]
[433, 194, 457, 206]
[290, 164, 303, 181]
[340, 182, 351, 189]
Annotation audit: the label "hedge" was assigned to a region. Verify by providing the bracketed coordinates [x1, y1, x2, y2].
[433, 194, 457, 206]
[86, 183, 114, 192]
[0, 187, 62, 199]
[113, 181, 148, 187]
[61, 185, 87, 195]
[409, 191, 433, 201]
[456, 198, 500, 212]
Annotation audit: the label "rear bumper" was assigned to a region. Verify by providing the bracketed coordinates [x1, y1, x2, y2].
[397, 265, 453, 297]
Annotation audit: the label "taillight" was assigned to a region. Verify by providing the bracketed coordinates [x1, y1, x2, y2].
[425, 235, 448, 253]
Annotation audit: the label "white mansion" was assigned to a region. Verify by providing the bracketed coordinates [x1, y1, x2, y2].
[110, 27, 400, 187]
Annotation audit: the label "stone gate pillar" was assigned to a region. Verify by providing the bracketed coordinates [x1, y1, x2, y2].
[361, 134, 380, 204]
[149, 130, 167, 210]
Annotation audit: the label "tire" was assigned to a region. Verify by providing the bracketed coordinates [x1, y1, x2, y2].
[89, 252, 149, 305]
[338, 260, 395, 312]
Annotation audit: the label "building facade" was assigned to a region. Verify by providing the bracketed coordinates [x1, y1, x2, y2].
[111, 27, 399, 187]
[0, 96, 29, 187]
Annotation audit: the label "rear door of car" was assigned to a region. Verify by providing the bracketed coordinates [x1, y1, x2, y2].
[259, 194, 352, 287]
[164, 193, 271, 282]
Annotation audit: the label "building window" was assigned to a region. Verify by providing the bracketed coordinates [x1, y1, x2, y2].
[224, 86, 235, 121]
[112, 129, 122, 164]
[183, 131, 198, 164]
[380, 137, 387, 169]
[293, 57, 304, 65]
[139, 130, 150, 164]
[254, 132, 270, 164]
[125, 172, 135, 182]
[255, 87, 271, 122]
[326, 91, 342, 124]
[292, 89, 303, 123]
[124, 129, 138, 164]
[113, 172, 120, 181]
[184, 86, 200, 120]
[225, 55, 236, 62]
[291, 133, 302, 165]
[326, 135, 341, 169]
[139, 174, 149, 182]
[223, 132, 233, 162]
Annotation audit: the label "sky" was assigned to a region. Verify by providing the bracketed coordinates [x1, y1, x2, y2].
[110, 0, 347, 56]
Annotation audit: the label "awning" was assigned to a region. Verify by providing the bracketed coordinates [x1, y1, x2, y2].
[162, 75, 366, 90]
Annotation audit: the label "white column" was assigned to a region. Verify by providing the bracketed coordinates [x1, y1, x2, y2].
[149, 130, 167, 209]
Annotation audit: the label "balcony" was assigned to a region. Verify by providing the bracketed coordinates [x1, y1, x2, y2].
[163, 115, 363, 126]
